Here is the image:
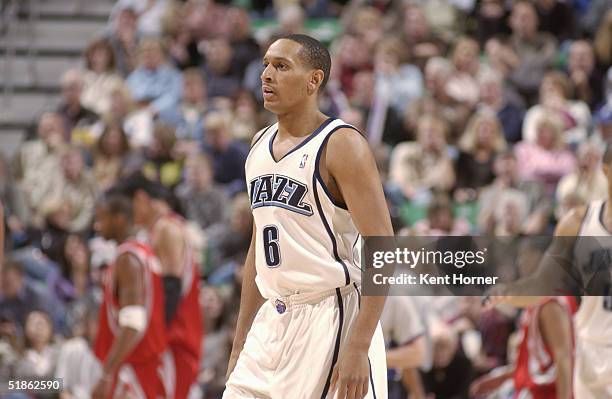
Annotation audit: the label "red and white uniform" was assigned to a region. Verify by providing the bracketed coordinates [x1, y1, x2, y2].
[94, 241, 170, 399]
[151, 214, 203, 399]
[513, 296, 577, 399]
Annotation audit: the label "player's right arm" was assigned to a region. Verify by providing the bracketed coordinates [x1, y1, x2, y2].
[92, 253, 146, 399]
[487, 206, 586, 308]
[226, 224, 265, 379]
[539, 300, 573, 399]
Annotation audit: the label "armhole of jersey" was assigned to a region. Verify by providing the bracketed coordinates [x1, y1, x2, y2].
[313, 124, 362, 211]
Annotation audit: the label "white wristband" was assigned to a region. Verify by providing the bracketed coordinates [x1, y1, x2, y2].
[118, 305, 147, 332]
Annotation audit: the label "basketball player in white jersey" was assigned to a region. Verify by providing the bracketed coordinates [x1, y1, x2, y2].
[488, 145, 612, 398]
[223, 34, 392, 399]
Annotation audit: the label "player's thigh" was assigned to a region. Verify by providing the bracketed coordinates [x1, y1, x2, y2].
[574, 341, 612, 398]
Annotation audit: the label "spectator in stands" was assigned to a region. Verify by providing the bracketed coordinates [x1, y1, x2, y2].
[55, 303, 101, 399]
[0, 259, 48, 331]
[0, 155, 29, 248]
[0, 313, 20, 382]
[176, 154, 228, 231]
[43, 147, 97, 233]
[412, 195, 471, 236]
[594, 10, 612, 68]
[107, 7, 139, 77]
[556, 141, 607, 216]
[401, 4, 448, 71]
[567, 40, 605, 110]
[93, 121, 131, 191]
[506, 0, 557, 103]
[226, 8, 260, 79]
[478, 70, 525, 143]
[203, 112, 248, 196]
[522, 71, 591, 145]
[14, 311, 58, 380]
[446, 36, 483, 108]
[479, 151, 552, 235]
[591, 102, 612, 147]
[141, 124, 183, 189]
[277, 4, 306, 36]
[456, 110, 507, 192]
[231, 89, 266, 143]
[164, 3, 202, 70]
[110, 0, 170, 37]
[389, 115, 455, 204]
[473, 0, 510, 46]
[158, 68, 211, 152]
[57, 69, 99, 142]
[201, 38, 242, 99]
[534, 0, 577, 42]
[14, 112, 66, 225]
[81, 39, 125, 116]
[126, 38, 182, 116]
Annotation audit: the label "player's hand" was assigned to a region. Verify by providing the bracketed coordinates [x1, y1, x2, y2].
[91, 375, 112, 399]
[330, 347, 370, 399]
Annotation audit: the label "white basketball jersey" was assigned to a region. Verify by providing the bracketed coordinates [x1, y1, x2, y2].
[574, 200, 612, 345]
[245, 118, 361, 299]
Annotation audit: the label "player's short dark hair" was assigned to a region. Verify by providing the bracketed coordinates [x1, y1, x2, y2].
[100, 187, 133, 219]
[281, 34, 331, 91]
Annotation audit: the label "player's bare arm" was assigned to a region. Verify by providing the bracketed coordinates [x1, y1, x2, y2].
[324, 127, 393, 399]
[487, 206, 586, 308]
[152, 219, 186, 324]
[539, 300, 573, 399]
[92, 252, 146, 399]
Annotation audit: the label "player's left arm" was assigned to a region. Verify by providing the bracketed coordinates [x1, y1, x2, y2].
[152, 220, 186, 325]
[326, 127, 393, 399]
[539, 300, 573, 399]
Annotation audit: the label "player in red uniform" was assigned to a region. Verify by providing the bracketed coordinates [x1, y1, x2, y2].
[118, 174, 203, 399]
[470, 296, 576, 399]
[92, 190, 171, 399]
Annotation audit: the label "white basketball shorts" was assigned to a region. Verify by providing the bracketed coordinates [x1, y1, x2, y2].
[223, 283, 387, 399]
[574, 338, 612, 399]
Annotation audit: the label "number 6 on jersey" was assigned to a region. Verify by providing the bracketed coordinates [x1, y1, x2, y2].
[263, 225, 281, 267]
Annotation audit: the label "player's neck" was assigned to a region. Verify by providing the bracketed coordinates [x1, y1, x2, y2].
[276, 106, 328, 138]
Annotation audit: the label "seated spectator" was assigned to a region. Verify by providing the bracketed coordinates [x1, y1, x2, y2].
[201, 38, 242, 100]
[412, 195, 471, 236]
[110, 0, 170, 37]
[556, 142, 607, 217]
[164, 3, 202, 70]
[0, 155, 29, 248]
[535, 0, 577, 42]
[389, 115, 455, 204]
[277, 4, 306, 36]
[176, 154, 228, 231]
[158, 68, 211, 152]
[473, 0, 510, 46]
[57, 69, 100, 143]
[567, 40, 605, 110]
[594, 10, 612, 68]
[401, 4, 448, 71]
[515, 115, 576, 193]
[505, 0, 557, 103]
[126, 38, 182, 116]
[591, 102, 612, 147]
[14, 112, 66, 224]
[456, 110, 507, 192]
[42, 147, 97, 233]
[231, 89, 266, 143]
[141, 124, 183, 189]
[55, 302, 102, 399]
[14, 311, 58, 379]
[81, 39, 125, 116]
[106, 7, 139, 77]
[226, 8, 260, 79]
[0, 259, 48, 331]
[446, 36, 484, 107]
[478, 70, 525, 143]
[0, 314, 21, 381]
[522, 71, 591, 145]
[93, 121, 131, 191]
[202, 112, 249, 196]
[479, 151, 553, 235]
[334, 34, 373, 98]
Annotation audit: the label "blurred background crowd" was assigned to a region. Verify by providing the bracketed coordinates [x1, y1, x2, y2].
[0, 0, 611, 397]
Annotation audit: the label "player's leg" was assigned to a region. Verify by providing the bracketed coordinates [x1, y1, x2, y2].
[223, 302, 276, 399]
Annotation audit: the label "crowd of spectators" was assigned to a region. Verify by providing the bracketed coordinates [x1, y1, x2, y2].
[1, 0, 611, 397]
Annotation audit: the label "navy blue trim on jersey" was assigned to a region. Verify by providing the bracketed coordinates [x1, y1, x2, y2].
[353, 282, 361, 308]
[321, 288, 345, 399]
[368, 358, 377, 399]
[598, 201, 612, 234]
[250, 124, 274, 150]
[313, 176, 350, 285]
[269, 117, 335, 163]
[314, 124, 362, 211]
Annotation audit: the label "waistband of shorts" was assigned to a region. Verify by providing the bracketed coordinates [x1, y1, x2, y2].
[273, 283, 359, 310]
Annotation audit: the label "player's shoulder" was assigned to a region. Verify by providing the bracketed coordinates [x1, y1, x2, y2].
[325, 125, 368, 156]
[555, 205, 588, 237]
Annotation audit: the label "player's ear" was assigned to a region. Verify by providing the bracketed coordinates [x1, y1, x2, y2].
[307, 70, 324, 95]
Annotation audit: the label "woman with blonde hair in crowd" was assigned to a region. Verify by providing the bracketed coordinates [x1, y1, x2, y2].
[81, 38, 125, 115]
[515, 114, 576, 193]
[92, 120, 131, 190]
[456, 110, 507, 192]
